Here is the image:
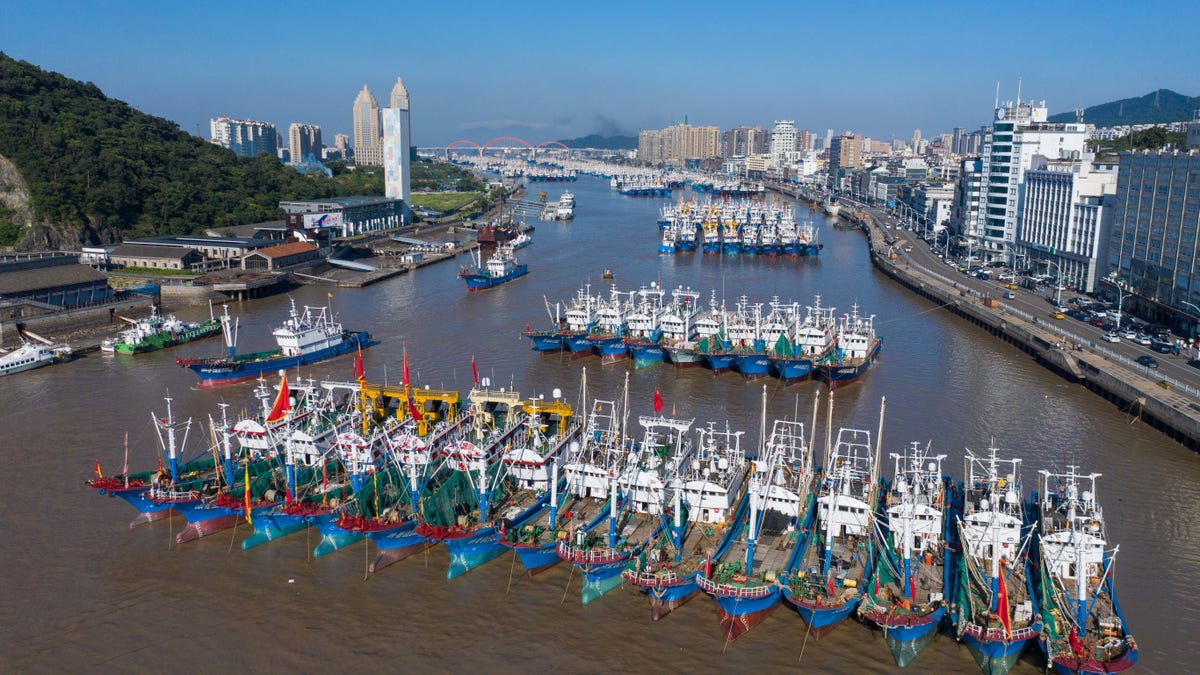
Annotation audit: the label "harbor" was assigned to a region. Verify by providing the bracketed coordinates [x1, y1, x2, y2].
[2, 174, 1191, 673]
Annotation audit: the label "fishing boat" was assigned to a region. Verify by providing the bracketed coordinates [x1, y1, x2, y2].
[555, 191, 575, 220]
[0, 338, 71, 376]
[415, 384, 544, 579]
[858, 441, 953, 667]
[499, 388, 586, 575]
[817, 303, 881, 386]
[1032, 467, 1137, 674]
[508, 231, 533, 250]
[953, 445, 1042, 675]
[86, 396, 214, 526]
[459, 244, 529, 291]
[697, 400, 816, 641]
[559, 406, 694, 604]
[623, 284, 667, 368]
[769, 296, 835, 382]
[658, 286, 702, 369]
[351, 395, 467, 572]
[100, 304, 221, 354]
[587, 285, 630, 363]
[623, 419, 748, 620]
[782, 398, 885, 639]
[176, 300, 374, 388]
[558, 283, 599, 354]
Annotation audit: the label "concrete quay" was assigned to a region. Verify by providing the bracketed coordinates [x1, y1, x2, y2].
[772, 182, 1200, 451]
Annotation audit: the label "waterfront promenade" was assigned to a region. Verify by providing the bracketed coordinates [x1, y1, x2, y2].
[771, 181, 1200, 450]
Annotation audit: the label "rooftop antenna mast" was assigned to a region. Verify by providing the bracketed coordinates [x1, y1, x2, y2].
[1016, 77, 1022, 106]
[995, 81, 1000, 109]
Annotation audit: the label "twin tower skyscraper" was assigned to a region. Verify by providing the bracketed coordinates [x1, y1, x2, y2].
[353, 76, 410, 204]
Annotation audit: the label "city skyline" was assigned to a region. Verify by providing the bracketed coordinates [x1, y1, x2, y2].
[2, 0, 1196, 147]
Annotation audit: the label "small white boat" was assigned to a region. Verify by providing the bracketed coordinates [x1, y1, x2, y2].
[0, 339, 71, 376]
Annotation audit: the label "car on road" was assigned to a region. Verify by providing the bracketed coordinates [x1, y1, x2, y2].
[1136, 355, 1159, 368]
[1121, 329, 1138, 339]
[1090, 319, 1106, 328]
[1151, 340, 1180, 354]
[1135, 334, 1153, 346]
[1003, 291, 1016, 299]
[1102, 333, 1121, 343]
[1188, 358, 1200, 369]
[1049, 311, 1065, 319]
[1004, 283, 1019, 290]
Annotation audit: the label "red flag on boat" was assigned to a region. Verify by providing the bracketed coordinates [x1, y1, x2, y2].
[471, 355, 479, 386]
[996, 568, 1012, 640]
[826, 570, 836, 595]
[407, 395, 422, 423]
[402, 349, 411, 388]
[353, 346, 364, 381]
[653, 389, 664, 414]
[266, 373, 291, 424]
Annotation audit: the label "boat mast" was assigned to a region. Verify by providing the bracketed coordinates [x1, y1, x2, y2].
[219, 403, 234, 490]
[821, 391, 836, 580]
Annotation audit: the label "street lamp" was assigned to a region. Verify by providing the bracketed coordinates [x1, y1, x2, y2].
[1105, 274, 1132, 330]
[1044, 260, 1065, 306]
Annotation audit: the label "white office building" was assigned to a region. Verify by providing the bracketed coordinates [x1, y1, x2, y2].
[977, 100, 1087, 264]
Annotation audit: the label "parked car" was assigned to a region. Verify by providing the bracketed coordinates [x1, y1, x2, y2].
[1136, 355, 1159, 368]
[1136, 334, 1153, 346]
[1101, 333, 1121, 343]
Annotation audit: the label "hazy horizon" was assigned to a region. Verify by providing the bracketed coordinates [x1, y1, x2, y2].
[2, 0, 1195, 147]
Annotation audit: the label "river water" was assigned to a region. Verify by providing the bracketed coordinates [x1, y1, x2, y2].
[2, 175, 1195, 673]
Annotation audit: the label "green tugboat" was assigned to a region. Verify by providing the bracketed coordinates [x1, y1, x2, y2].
[101, 304, 222, 355]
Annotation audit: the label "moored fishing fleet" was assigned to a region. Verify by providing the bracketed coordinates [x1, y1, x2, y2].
[657, 197, 822, 257]
[86, 376, 1137, 673]
[523, 280, 880, 386]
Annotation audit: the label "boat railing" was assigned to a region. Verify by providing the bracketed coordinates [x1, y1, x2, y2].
[622, 568, 681, 586]
[555, 541, 630, 564]
[694, 573, 775, 598]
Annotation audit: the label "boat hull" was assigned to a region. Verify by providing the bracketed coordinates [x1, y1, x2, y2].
[861, 604, 946, 667]
[627, 342, 665, 368]
[523, 331, 563, 352]
[782, 589, 862, 639]
[102, 486, 177, 527]
[311, 513, 364, 558]
[709, 588, 781, 641]
[438, 527, 506, 579]
[184, 331, 373, 388]
[366, 521, 431, 573]
[504, 542, 563, 576]
[241, 510, 309, 549]
[818, 339, 881, 386]
[960, 624, 1039, 675]
[769, 357, 814, 382]
[462, 265, 529, 291]
[173, 502, 246, 544]
[731, 353, 771, 381]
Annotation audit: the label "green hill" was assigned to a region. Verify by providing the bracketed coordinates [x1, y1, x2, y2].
[0, 53, 390, 250]
[1048, 88, 1199, 127]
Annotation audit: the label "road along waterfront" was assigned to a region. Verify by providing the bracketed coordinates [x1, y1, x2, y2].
[2, 175, 1196, 672]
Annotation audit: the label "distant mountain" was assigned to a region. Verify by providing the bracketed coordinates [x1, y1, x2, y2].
[556, 134, 637, 150]
[1048, 89, 1199, 127]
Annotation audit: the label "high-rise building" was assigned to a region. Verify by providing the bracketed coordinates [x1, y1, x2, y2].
[383, 76, 412, 205]
[952, 127, 965, 154]
[911, 129, 922, 153]
[288, 123, 322, 165]
[722, 125, 767, 157]
[1107, 150, 1200, 321]
[334, 133, 350, 156]
[828, 133, 862, 188]
[1188, 111, 1200, 149]
[977, 100, 1087, 261]
[769, 120, 797, 170]
[352, 85, 382, 166]
[637, 123, 720, 164]
[950, 157, 985, 249]
[209, 116, 278, 158]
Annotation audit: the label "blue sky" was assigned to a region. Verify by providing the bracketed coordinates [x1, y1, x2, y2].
[2, 0, 1195, 147]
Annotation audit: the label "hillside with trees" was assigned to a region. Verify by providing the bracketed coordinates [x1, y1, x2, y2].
[0, 53, 479, 250]
[1048, 88, 1198, 127]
